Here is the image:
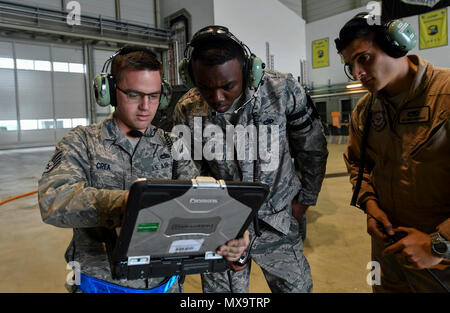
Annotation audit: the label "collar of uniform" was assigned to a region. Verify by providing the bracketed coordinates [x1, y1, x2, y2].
[101, 114, 164, 146]
[374, 54, 431, 107]
[212, 79, 263, 122]
[100, 114, 119, 141]
[404, 54, 431, 103]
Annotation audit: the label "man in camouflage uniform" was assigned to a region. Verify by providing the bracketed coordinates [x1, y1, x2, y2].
[173, 26, 328, 293]
[38, 47, 249, 293]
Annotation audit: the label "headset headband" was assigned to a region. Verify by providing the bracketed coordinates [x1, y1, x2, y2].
[101, 45, 158, 74]
[335, 12, 416, 55]
[179, 25, 264, 90]
[94, 45, 171, 109]
[185, 25, 252, 59]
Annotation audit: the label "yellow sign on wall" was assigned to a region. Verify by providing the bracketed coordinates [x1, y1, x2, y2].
[312, 38, 329, 68]
[419, 8, 448, 49]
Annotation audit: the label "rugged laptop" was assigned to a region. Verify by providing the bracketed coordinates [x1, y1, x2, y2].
[108, 176, 268, 280]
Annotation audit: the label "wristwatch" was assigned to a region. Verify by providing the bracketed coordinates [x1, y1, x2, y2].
[430, 232, 450, 259]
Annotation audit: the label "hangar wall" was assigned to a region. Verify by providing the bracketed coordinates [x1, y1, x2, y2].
[213, 0, 307, 79]
[0, 0, 165, 149]
[306, 4, 450, 87]
[159, 0, 215, 37]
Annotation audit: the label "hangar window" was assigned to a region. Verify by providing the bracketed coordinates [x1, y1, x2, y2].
[68, 63, 85, 73]
[0, 120, 18, 131]
[16, 59, 34, 70]
[34, 60, 51, 71]
[18, 118, 88, 131]
[53, 62, 69, 72]
[38, 119, 55, 129]
[11, 59, 85, 73]
[71, 118, 87, 127]
[0, 57, 14, 69]
[20, 120, 38, 131]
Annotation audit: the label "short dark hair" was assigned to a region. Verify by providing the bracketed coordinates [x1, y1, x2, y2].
[111, 46, 162, 83]
[335, 13, 386, 53]
[191, 38, 245, 66]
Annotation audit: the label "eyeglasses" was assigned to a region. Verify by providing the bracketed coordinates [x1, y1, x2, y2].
[344, 63, 356, 81]
[116, 85, 161, 104]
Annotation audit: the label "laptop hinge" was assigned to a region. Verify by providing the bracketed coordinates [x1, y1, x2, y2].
[192, 176, 226, 189]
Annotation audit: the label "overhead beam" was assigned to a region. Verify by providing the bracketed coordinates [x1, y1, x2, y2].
[0, 22, 169, 49]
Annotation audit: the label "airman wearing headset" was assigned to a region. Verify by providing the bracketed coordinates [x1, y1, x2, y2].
[173, 26, 328, 293]
[337, 13, 450, 292]
[38, 46, 249, 293]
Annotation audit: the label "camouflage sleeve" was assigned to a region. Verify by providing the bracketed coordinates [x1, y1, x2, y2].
[38, 128, 126, 229]
[172, 89, 192, 126]
[343, 100, 378, 208]
[172, 90, 210, 176]
[175, 157, 200, 180]
[285, 75, 328, 206]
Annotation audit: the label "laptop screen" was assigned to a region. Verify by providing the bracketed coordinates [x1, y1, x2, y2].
[112, 177, 268, 271]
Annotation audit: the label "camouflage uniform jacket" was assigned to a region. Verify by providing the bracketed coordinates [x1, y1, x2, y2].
[173, 70, 328, 235]
[38, 115, 199, 289]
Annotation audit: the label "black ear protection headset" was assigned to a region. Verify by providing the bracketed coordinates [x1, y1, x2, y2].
[178, 25, 265, 90]
[93, 45, 172, 110]
[335, 12, 417, 81]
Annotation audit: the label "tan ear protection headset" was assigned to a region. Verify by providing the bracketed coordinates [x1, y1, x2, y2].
[178, 25, 265, 90]
[93, 46, 172, 110]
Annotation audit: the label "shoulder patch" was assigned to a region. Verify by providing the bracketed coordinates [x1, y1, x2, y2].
[43, 149, 63, 174]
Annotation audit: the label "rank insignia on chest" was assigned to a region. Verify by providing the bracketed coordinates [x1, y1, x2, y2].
[160, 153, 170, 159]
[263, 118, 274, 125]
[371, 110, 386, 132]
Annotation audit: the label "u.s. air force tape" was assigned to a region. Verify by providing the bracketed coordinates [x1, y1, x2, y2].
[44, 149, 63, 174]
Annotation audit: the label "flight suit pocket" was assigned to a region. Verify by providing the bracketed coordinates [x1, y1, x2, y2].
[410, 119, 449, 161]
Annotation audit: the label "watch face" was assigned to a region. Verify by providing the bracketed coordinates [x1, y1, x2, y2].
[434, 242, 448, 254]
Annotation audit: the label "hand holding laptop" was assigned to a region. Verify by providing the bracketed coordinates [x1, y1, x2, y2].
[216, 229, 250, 262]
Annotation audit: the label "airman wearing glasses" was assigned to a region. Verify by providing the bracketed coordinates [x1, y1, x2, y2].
[38, 47, 250, 293]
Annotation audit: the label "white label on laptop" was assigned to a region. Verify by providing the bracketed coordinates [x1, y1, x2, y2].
[128, 256, 150, 266]
[168, 239, 204, 254]
[205, 251, 223, 260]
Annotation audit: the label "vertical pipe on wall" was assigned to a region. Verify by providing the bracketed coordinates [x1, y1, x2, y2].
[85, 43, 96, 124]
[173, 40, 179, 85]
[11, 42, 21, 143]
[154, 0, 159, 27]
[115, 0, 121, 20]
[82, 41, 92, 125]
[49, 44, 56, 142]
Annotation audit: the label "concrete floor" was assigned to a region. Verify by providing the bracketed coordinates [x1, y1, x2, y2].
[0, 143, 372, 293]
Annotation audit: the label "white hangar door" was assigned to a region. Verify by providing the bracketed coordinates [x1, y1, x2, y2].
[0, 40, 87, 149]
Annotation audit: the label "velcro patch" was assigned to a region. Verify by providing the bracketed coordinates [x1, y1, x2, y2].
[43, 150, 63, 174]
[399, 106, 430, 124]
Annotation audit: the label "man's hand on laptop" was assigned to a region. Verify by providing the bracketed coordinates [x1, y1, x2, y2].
[216, 230, 250, 264]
